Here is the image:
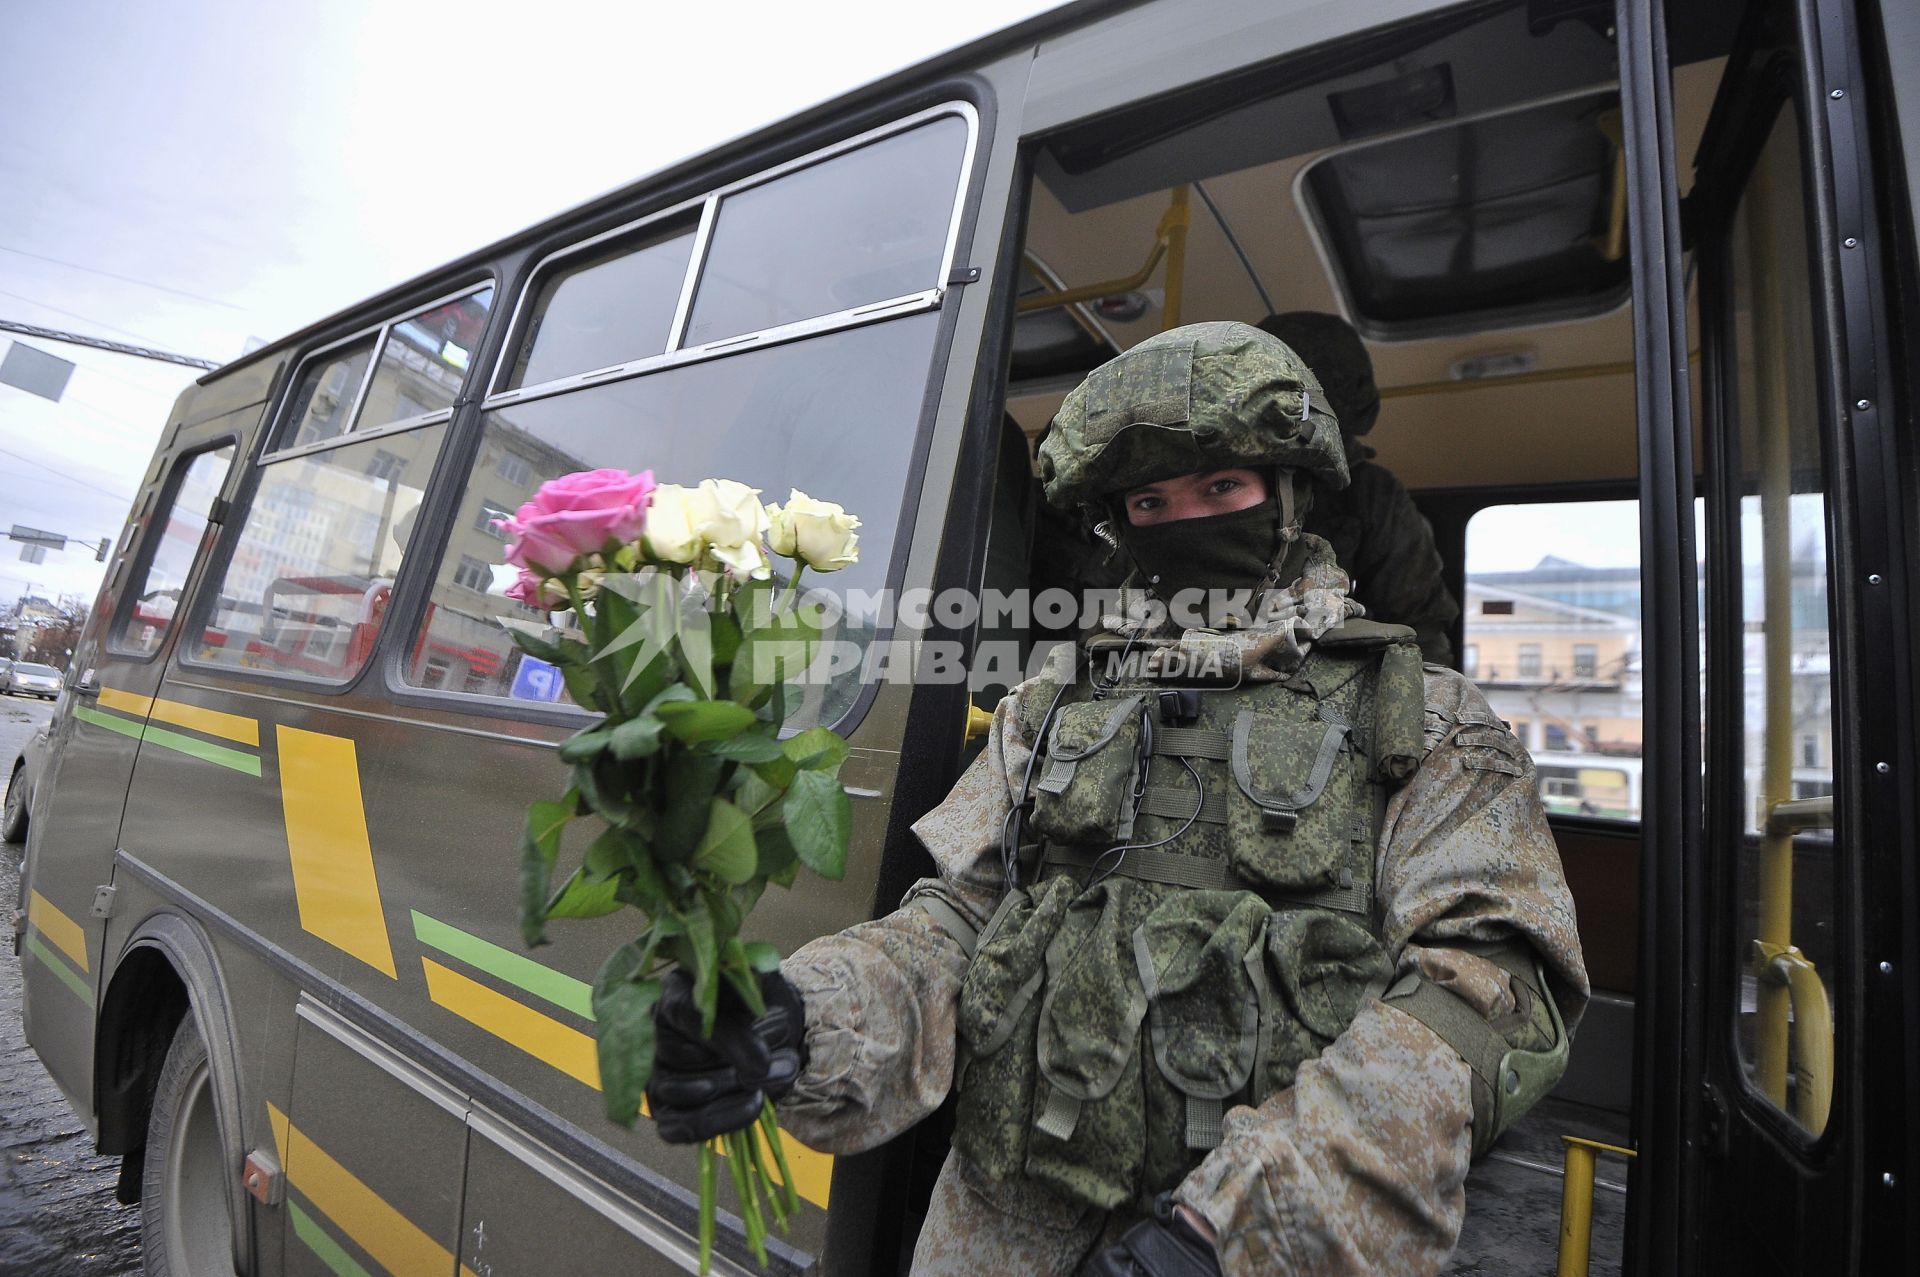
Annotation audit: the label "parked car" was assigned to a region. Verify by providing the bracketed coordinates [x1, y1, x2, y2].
[2, 722, 47, 845]
[3, 662, 63, 699]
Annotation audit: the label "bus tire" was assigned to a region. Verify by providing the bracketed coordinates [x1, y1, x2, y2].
[1, 764, 27, 843]
[141, 1013, 239, 1277]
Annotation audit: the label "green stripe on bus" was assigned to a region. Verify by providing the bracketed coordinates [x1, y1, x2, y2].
[143, 723, 262, 776]
[411, 910, 594, 1020]
[25, 933, 94, 1008]
[289, 1201, 374, 1277]
[73, 704, 144, 741]
[73, 705, 262, 776]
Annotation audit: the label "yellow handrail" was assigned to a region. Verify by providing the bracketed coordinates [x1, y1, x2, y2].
[1015, 188, 1193, 322]
[1557, 1136, 1636, 1277]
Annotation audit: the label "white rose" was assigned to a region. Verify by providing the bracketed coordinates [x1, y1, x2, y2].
[767, 489, 861, 572]
[690, 479, 769, 548]
[709, 536, 773, 581]
[641, 483, 702, 564]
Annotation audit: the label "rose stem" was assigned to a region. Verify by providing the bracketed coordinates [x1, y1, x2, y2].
[745, 1125, 788, 1232]
[698, 1144, 717, 1274]
[723, 1132, 768, 1265]
[760, 1101, 800, 1216]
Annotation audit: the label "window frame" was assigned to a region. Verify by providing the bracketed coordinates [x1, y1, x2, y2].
[176, 272, 501, 695]
[484, 101, 981, 412]
[261, 281, 496, 465]
[102, 436, 240, 664]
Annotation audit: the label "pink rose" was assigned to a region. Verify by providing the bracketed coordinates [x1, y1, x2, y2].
[499, 468, 657, 574]
[504, 569, 568, 609]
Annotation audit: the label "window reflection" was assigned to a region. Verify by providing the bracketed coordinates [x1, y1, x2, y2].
[683, 116, 968, 346]
[194, 428, 445, 681]
[409, 313, 942, 727]
[115, 446, 235, 657]
[282, 341, 375, 451]
[508, 227, 695, 390]
[359, 289, 493, 428]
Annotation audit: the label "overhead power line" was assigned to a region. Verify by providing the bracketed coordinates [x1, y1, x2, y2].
[0, 243, 246, 311]
[0, 318, 219, 370]
[0, 444, 136, 501]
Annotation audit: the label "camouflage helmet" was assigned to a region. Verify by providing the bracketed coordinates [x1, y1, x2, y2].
[1038, 321, 1348, 510]
[1255, 310, 1379, 437]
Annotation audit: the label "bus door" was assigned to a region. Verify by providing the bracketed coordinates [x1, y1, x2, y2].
[1630, 0, 1914, 1269]
[19, 414, 239, 1107]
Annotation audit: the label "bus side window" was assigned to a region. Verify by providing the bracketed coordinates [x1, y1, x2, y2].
[1463, 499, 1645, 822]
[108, 444, 236, 658]
[191, 433, 448, 683]
[404, 108, 979, 730]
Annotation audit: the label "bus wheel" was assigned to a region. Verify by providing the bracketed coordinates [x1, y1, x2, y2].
[1, 765, 26, 843]
[141, 1014, 238, 1276]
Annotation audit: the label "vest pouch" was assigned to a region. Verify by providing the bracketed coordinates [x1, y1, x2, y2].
[1030, 694, 1146, 846]
[1135, 891, 1268, 1156]
[955, 877, 1076, 1181]
[1226, 707, 1352, 891]
[1027, 881, 1151, 1209]
[1258, 908, 1394, 1094]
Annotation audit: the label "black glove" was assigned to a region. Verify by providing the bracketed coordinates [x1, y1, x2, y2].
[1084, 1194, 1223, 1277]
[646, 968, 807, 1145]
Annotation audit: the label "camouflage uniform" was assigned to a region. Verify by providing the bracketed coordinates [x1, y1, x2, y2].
[777, 324, 1586, 1276]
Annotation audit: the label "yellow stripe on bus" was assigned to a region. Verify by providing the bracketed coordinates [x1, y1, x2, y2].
[277, 726, 398, 979]
[267, 1102, 478, 1277]
[96, 686, 153, 718]
[27, 890, 89, 972]
[420, 958, 834, 1208]
[422, 957, 601, 1088]
[149, 696, 260, 746]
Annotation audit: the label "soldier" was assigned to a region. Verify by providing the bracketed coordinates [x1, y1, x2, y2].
[1255, 310, 1459, 665]
[647, 322, 1587, 1276]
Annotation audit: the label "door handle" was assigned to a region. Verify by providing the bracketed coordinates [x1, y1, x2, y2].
[73, 668, 100, 699]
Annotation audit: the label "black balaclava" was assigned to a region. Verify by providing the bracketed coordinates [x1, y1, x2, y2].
[1112, 471, 1312, 604]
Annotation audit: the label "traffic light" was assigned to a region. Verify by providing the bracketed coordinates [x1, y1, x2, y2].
[95, 537, 109, 562]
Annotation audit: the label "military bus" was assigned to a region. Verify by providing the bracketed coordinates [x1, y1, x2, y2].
[8, 0, 1917, 1272]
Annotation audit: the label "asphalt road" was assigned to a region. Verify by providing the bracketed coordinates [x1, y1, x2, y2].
[1, 694, 143, 1277]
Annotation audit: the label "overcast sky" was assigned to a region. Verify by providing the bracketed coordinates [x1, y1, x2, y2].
[0, 0, 1062, 608]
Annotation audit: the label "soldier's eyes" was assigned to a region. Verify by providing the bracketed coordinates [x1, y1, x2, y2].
[1207, 479, 1241, 496]
[1130, 495, 1164, 512]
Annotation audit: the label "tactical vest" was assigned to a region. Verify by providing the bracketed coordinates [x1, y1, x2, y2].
[952, 622, 1427, 1211]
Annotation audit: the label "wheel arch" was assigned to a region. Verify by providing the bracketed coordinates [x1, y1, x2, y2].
[95, 909, 251, 1268]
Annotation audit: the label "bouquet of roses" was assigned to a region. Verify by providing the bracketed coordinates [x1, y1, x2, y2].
[496, 468, 862, 1271]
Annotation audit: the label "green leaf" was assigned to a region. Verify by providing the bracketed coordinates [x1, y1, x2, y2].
[749, 753, 797, 791]
[558, 725, 615, 764]
[719, 938, 767, 1015]
[753, 824, 798, 878]
[608, 714, 666, 760]
[518, 797, 574, 947]
[593, 975, 660, 1126]
[544, 868, 623, 920]
[706, 732, 785, 764]
[655, 754, 724, 861]
[676, 593, 716, 699]
[691, 799, 757, 885]
[742, 940, 783, 974]
[655, 698, 758, 744]
[583, 826, 642, 882]
[733, 768, 783, 822]
[782, 770, 850, 881]
[782, 726, 850, 773]
[710, 608, 743, 668]
[680, 895, 719, 1036]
